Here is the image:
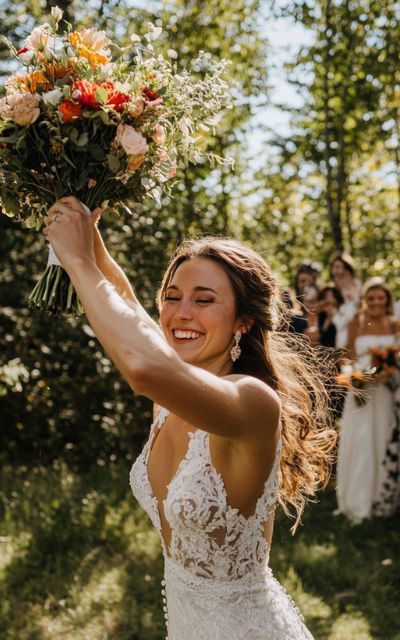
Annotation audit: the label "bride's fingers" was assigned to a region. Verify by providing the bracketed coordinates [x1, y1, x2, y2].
[60, 195, 84, 212]
[91, 207, 104, 226]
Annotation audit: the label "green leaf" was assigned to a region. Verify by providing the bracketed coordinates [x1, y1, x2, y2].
[76, 132, 89, 146]
[95, 87, 109, 105]
[89, 145, 106, 161]
[107, 153, 120, 173]
[61, 152, 77, 169]
[0, 190, 19, 216]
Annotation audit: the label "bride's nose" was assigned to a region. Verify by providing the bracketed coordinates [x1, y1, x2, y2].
[174, 298, 194, 319]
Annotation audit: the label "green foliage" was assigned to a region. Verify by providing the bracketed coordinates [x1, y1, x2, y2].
[248, 0, 400, 289]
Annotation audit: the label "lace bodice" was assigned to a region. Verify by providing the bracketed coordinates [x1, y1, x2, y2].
[130, 407, 281, 580]
[130, 409, 313, 640]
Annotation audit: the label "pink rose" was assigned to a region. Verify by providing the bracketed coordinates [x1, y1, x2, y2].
[116, 124, 148, 156]
[151, 124, 166, 145]
[168, 165, 177, 178]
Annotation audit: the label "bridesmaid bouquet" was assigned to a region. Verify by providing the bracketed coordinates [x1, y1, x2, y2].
[337, 344, 400, 405]
[0, 7, 230, 315]
[370, 344, 400, 391]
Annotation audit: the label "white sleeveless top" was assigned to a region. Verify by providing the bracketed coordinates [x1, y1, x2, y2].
[130, 408, 314, 639]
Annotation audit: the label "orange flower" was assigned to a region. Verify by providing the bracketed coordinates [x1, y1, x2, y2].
[336, 374, 352, 387]
[21, 70, 53, 93]
[73, 79, 129, 111]
[69, 32, 109, 67]
[127, 154, 146, 171]
[58, 100, 82, 121]
[46, 62, 69, 83]
[352, 372, 366, 381]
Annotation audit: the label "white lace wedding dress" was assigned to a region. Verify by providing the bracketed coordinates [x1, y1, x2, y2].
[336, 334, 397, 522]
[130, 407, 314, 639]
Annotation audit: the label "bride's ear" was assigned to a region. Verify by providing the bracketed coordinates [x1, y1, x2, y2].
[241, 318, 254, 334]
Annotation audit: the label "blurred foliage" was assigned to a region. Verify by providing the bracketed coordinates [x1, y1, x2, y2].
[245, 0, 400, 289]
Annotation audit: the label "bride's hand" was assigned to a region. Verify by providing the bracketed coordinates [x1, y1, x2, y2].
[43, 196, 97, 269]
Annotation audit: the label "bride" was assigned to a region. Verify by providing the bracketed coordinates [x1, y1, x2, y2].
[44, 196, 336, 639]
[336, 280, 400, 522]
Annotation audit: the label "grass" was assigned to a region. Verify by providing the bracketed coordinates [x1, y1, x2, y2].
[0, 461, 399, 640]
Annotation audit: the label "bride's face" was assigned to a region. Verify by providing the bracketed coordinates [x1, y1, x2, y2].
[160, 257, 241, 374]
[365, 287, 388, 318]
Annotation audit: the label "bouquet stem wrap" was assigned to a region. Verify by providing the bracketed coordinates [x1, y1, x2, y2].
[28, 203, 91, 316]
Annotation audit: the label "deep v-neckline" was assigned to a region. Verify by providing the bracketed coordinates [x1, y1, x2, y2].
[145, 408, 199, 555]
[143, 409, 282, 543]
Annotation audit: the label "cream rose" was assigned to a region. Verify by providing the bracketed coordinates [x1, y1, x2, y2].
[0, 92, 40, 126]
[25, 25, 52, 51]
[78, 28, 110, 53]
[127, 97, 144, 118]
[116, 124, 148, 156]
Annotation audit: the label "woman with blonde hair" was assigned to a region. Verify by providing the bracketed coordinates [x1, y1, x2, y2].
[43, 196, 337, 640]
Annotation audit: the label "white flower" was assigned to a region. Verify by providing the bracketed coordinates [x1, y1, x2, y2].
[97, 62, 115, 81]
[116, 124, 149, 156]
[42, 88, 63, 106]
[18, 49, 36, 65]
[167, 49, 178, 59]
[43, 36, 64, 60]
[25, 25, 52, 51]
[51, 6, 63, 23]
[144, 24, 162, 42]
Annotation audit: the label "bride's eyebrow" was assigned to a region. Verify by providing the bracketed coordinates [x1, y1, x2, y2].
[166, 285, 218, 294]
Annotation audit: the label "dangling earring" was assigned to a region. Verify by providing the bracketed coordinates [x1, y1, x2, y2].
[230, 330, 242, 362]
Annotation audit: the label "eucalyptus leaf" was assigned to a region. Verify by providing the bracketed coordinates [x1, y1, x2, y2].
[107, 153, 120, 173]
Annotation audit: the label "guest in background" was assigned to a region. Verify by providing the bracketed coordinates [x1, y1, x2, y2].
[317, 286, 345, 348]
[294, 262, 321, 307]
[329, 253, 361, 349]
[303, 283, 320, 345]
[394, 298, 400, 320]
[281, 289, 307, 334]
[336, 280, 400, 522]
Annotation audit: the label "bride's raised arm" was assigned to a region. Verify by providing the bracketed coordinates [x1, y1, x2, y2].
[44, 196, 280, 444]
[91, 207, 137, 304]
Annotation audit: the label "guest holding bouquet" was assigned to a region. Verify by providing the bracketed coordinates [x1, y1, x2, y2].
[336, 280, 400, 522]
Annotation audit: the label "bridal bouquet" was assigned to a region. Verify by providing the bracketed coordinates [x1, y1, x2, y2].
[0, 7, 230, 315]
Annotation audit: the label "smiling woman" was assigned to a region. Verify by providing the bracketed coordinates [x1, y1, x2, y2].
[336, 280, 400, 523]
[43, 201, 337, 640]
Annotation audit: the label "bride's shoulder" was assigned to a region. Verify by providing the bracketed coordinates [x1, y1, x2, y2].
[222, 373, 281, 414]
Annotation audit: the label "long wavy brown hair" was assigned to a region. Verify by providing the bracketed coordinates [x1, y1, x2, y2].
[157, 236, 338, 532]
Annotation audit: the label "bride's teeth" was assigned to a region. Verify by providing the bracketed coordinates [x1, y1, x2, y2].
[174, 330, 200, 339]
